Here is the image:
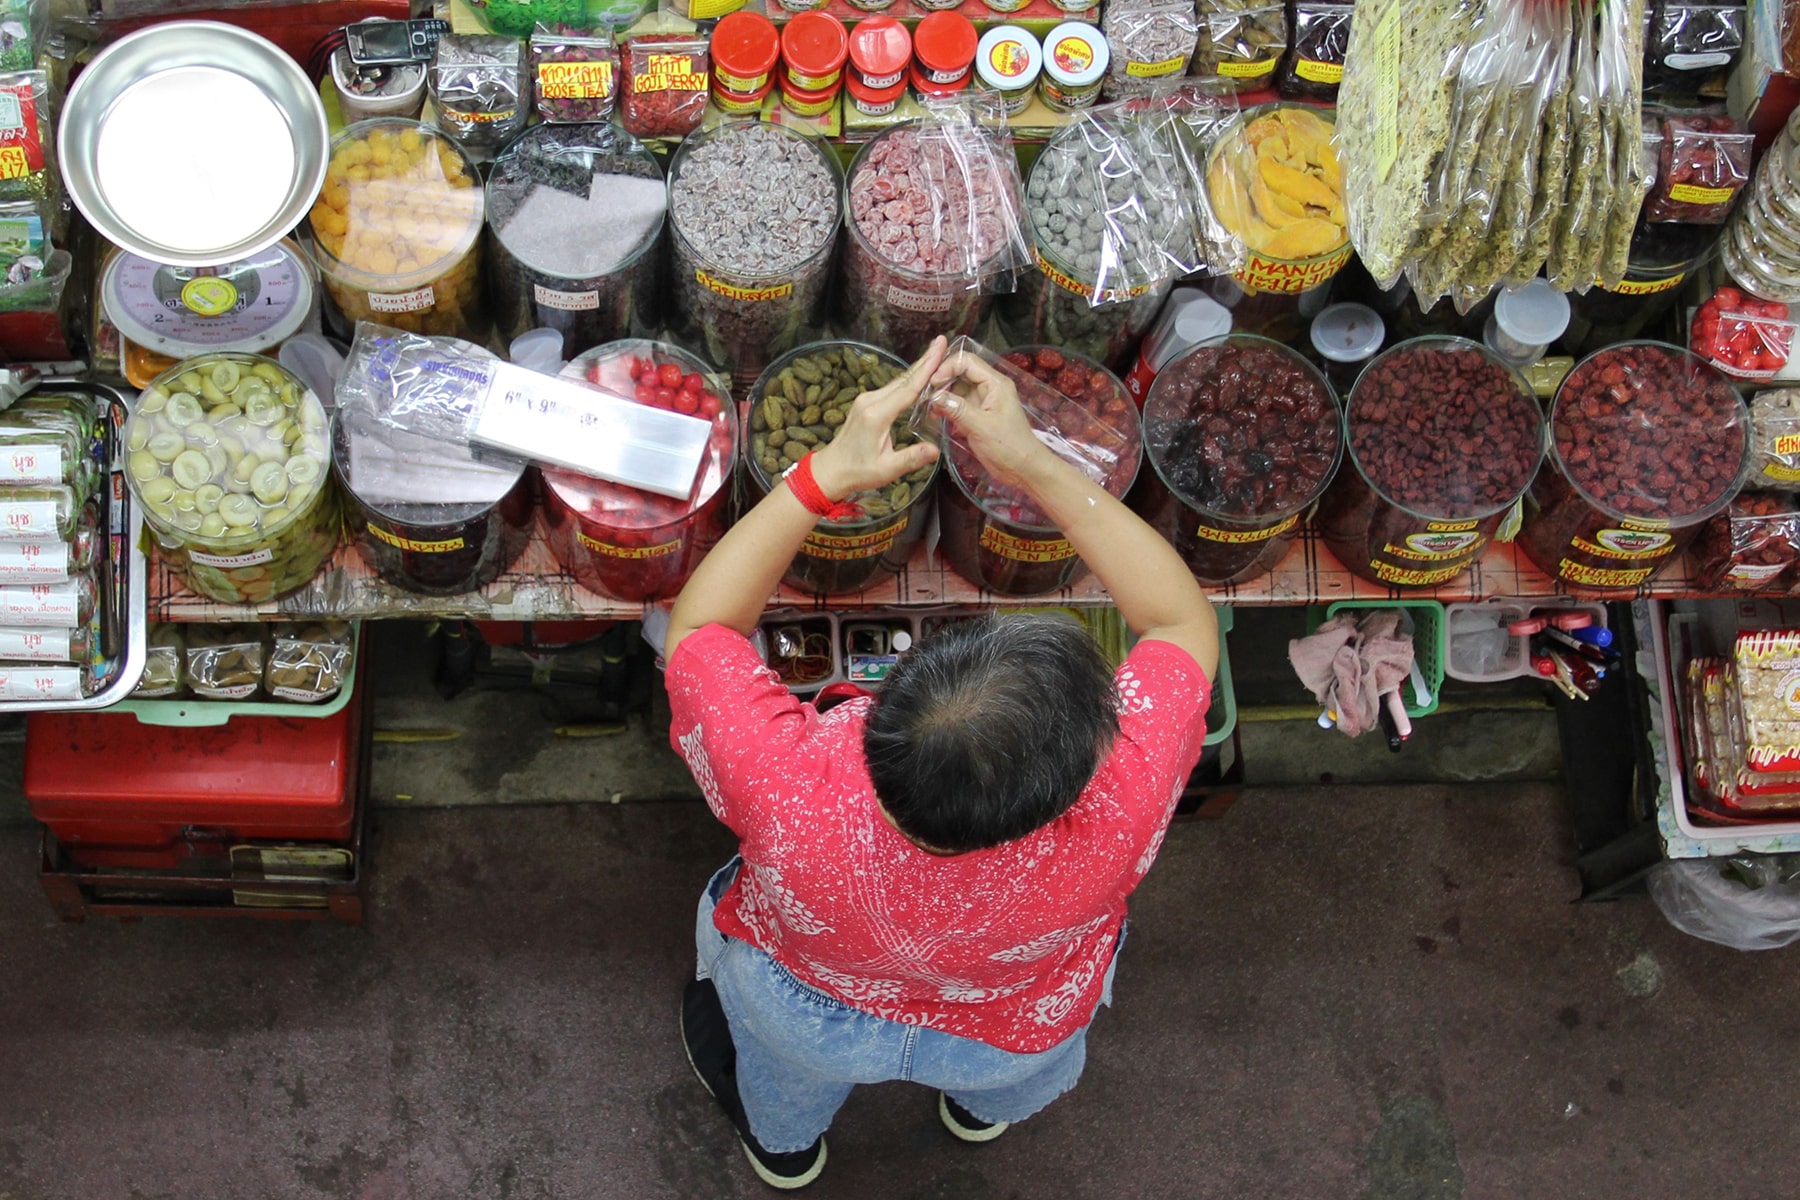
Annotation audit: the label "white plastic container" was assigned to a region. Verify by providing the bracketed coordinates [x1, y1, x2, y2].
[1443, 597, 1609, 683]
[330, 47, 426, 122]
[1123, 288, 1232, 405]
[1485, 279, 1571, 367]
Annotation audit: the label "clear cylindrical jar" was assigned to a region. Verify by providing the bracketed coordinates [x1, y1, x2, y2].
[125, 353, 339, 604]
[841, 122, 1020, 359]
[1565, 220, 1716, 355]
[308, 119, 484, 339]
[542, 340, 737, 602]
[940, 348, 1142, 595]
[746, 342, 935, 594]
[668, 121, 843, 394]
[485, 123, 665, 350]
[1315, 337, 1545, 589]
[1517, 341, 1750, 591]
[331, 405, 532, 595]
[1133, 336, 1341, 585]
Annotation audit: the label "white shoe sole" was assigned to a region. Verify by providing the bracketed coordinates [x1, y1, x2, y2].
[939, 1093, 1010, 1144]
[682, 991, 828, 1189]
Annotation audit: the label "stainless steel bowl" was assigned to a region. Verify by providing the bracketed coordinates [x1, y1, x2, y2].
[59, 21, 328, 268]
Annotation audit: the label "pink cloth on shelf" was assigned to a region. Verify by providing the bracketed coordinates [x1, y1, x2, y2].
[1288, 610, 1416, 738]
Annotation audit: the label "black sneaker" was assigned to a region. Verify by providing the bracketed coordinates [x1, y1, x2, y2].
[682, 979, 828, 1189]
[939, 1092, 1010, 1144]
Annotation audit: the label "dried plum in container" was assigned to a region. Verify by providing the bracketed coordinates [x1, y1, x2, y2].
[1316, 337, 1543, 589]
[485, 123, 665, 349]
[668, 122, 841, 393]
[1518, 341, 1749, 590]
[1133, 335, 1340, 585]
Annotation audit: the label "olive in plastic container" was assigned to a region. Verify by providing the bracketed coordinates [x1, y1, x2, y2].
[937, 345, 1141, 596]
[745, 342, 934, 595]
[841, 121, 1024, 360]
[125, 353, 339, 605]
[308, 119, 485, 339]
[1133, 335, 1341, 585]
[542, 340, 736, 602]
[668, 121, 842, 394]
[1517, 341, 1749, 591]
[332, 406, 532, 596]
[1315, 337, 1544, 589]
[485, 123, 665, 349]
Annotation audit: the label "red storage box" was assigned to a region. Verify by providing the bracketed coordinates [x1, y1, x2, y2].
[24, 682, 364, 867]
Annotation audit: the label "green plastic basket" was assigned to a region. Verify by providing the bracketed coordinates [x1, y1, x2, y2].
[1205, 605, 1236, 747]
[1306, 600, 1445, 718]
[111, 624, 361, 727]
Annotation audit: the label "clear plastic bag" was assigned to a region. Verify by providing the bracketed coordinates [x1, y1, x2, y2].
[266, 621, 353, 703]
[530, 28, 619, 123]
[1644, 111, 1752, 224]
[1648, 856, 1800, 951]
[620, 35, 709, 139]
[0, 0, 46, 72]
[1749, 388, 1800, 490]
[1192, 2, 1285, 95]
[1277, 2, 1353, 100]
[1645, 3, 1745, 95]
[185, 624, 265, 701]
[1692, 289, 1795, 380]
[430, 35, 529, 155]
[1201, 103, 1348, 272]
[1148, 80, 1244, 277]
[1101, 0, 1203, 100]
[1690, 495, 1800, 592]
[0, 71, 51, 203]
[134, 623, 184, 698]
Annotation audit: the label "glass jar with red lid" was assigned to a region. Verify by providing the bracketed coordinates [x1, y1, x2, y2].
[783, 12, 849, 93]
[712, 11, 780, 102]
[542, 339, 737, 602]
[913, 11, 979, 87]
[847, 73, 907, 117]
[849, 16, 911, 90]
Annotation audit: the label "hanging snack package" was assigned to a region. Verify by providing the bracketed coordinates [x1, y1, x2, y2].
[1733, 630, 1800, 773]
[1150, 81, 1243, 276]
[266, 621, 354, 703]
[1644, 111, 1752, 224]
[430, 35, 529, 157]
[0, 0, 45, 72]
[337, 322, 711, 498]
[1690, 494, 1800, 593]
[1644, 3, 1745, 97]
[0, 71, 50, 203]
[1101, 0, 1202, 100]
[621, 35, 710, 139]
[1192, 2, 1285, 96]
[1278, 2, 1352, 100]
[1749, 389, 1800, 491]
[185, 624, 266, 701]
[530, 28, 619, 123]
[134, 624, 185, 699]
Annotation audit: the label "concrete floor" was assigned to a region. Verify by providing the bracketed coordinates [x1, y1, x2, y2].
[4, 786, 1798, 1200]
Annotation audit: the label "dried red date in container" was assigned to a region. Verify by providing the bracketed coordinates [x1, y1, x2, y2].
[542, 340, 736, 603]
[938, 346, 1141, 595]
[1315, 337, 1544, 589]
[745, 341, 935, 594]
[1133, 335, 1341, 585]
[1517, 341, 1749, 591]
[331, 406, 531, 596]
[841, 121, 1024, 360]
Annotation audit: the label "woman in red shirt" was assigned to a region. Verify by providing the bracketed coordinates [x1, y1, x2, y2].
[665, 337, 1218, 1189]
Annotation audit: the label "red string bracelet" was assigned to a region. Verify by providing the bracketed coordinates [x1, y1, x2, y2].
[784, 452, 863, 521]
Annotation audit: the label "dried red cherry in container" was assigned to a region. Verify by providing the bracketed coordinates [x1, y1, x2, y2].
[1132, 335, 1341, 585]
[1517, 341, 1749, 591]
[939, 345, 1141, 596]
[1315, 336, 1544, 589]
[541, 339, 737, 602]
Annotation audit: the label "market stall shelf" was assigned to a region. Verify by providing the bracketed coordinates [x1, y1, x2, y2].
[146, 522, 1727, 622]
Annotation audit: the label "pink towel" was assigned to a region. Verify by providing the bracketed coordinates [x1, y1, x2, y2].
[1288, 610, 1416, 737]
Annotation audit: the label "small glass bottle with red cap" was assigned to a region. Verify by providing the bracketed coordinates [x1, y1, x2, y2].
[711, 11, 780, 114]
[912, 10, 978, 97]
[847, 16, 910, 115]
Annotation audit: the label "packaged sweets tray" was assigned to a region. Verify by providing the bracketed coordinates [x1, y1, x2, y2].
[0, 379, 147, 713]
[110, 621, 362, 726]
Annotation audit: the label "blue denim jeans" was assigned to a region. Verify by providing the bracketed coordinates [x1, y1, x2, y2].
[695, 858, 1118, 1153]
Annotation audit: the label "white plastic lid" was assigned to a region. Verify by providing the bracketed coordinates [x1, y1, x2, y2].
[510, 328, 566, 376]
[977, 26, 1043, 92]
[1042, 22, 1107, 88]
[1494, 279, 1571, 347]
[1310, 303, 1386, 364]
[1170, 294, 1232, 345]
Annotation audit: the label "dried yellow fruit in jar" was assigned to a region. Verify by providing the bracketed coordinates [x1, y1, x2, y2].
[1207, 105, 1349, 260]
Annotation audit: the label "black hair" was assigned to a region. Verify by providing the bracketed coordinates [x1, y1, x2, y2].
[862, 614, 1120, 854]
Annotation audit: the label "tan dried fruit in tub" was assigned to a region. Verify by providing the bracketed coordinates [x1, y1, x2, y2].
[1207, 106, 1348, 260]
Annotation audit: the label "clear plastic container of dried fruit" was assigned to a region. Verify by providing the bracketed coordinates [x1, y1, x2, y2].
[667, 121, 842, 395]
[308, 119, 485, 339]
[1314, 336, 1543, 590]
[1517, 341, 1750, 591]
[745, 341, 934, 595]
[541, 340, 737, 603]
[936, 344, 1141, 596]
[1133, 335, 1341, 585]
[126, 353, 339, 605]
[485, 123, 665, 351]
